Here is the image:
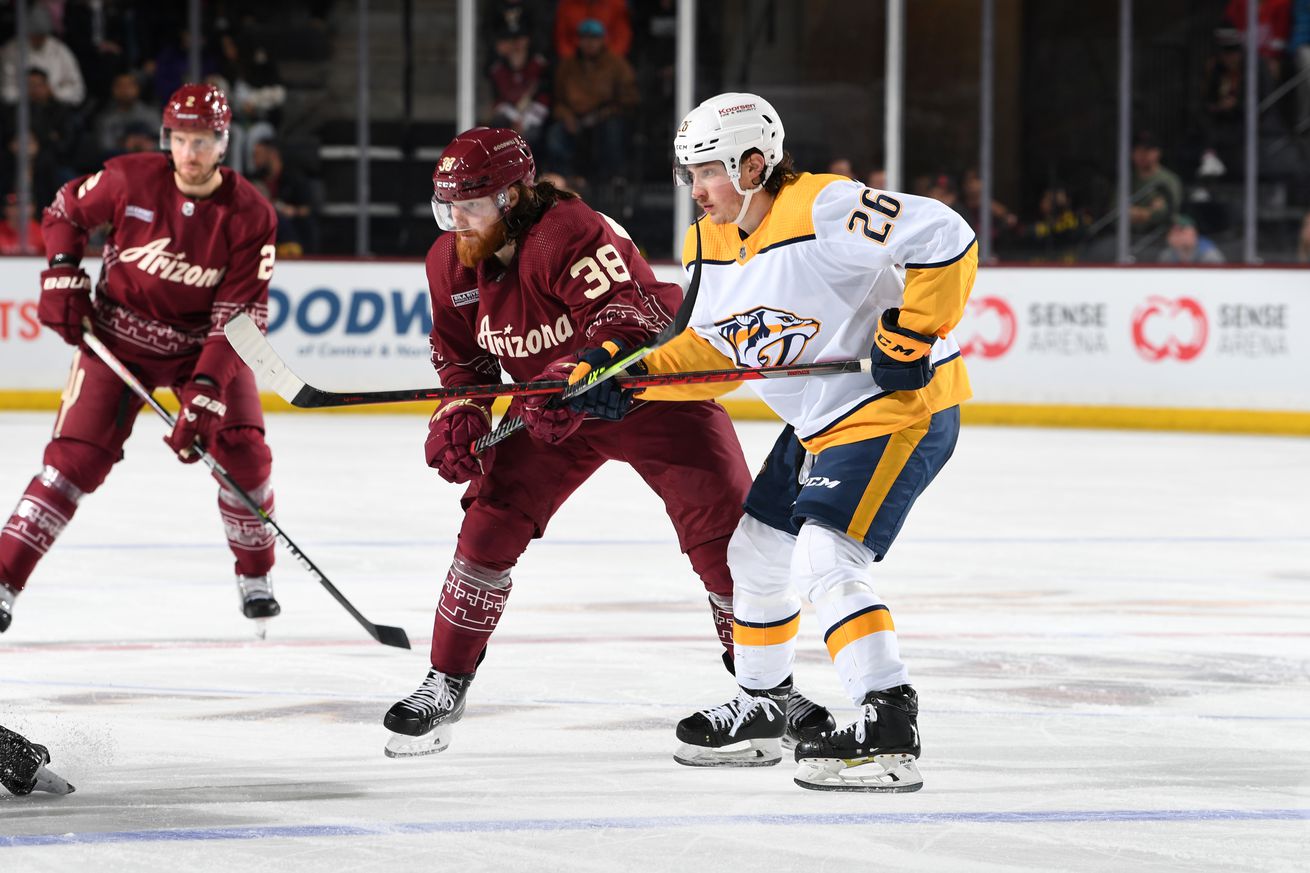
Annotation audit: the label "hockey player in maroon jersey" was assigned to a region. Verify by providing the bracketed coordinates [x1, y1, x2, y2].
[0, 83, 281, 634]
[382, 127, 834, 758]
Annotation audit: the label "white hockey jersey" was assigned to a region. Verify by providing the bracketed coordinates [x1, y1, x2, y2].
[642, 173, 978, 452]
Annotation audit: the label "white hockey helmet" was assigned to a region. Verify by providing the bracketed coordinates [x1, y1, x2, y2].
[673, 92, 785, 195]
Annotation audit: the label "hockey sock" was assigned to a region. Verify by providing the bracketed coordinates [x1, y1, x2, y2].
[218, 477, 276, 577]
[430, 554, 512, 674]
[794, 522, 910, 702]
[0, 466, 84, 591]
[725, 516, 801, 691]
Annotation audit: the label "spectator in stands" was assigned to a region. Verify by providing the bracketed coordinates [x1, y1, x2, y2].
[927, 172, 960, 211]
[1129, 130, 1183, 237]
[1226, 0, 1293, 81]
[555, 0, 632, 59]
[1158, 214, 1225, 263]
[220, 30, 286, 173]
[486, 20, 551, 155]
[1297, 211, 1310, 261]
[827, 158, 855, 178]
[1, 131, 59, 209]
[959, 167, 1019, 247]
[0, 5, 85, 106]
[148, 28, 217, 105]
[14, 68, 74, 175]
[118, 120, 157, 154]
[488, 0, 553, 54]
[93, 72, 159, 159]
[0, 192, 43, 255]
[249, 138, 318, 257]
[546, 18, 638, 188]
[1022, 184, 1091, 262]
[866, 168, 887, 190]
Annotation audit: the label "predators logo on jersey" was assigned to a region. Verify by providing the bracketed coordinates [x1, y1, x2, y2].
[716, 306, 820, 368]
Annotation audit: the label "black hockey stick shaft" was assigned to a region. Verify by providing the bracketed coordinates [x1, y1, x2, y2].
[472, 216, 708, 453]
[82, 329, 412, 649]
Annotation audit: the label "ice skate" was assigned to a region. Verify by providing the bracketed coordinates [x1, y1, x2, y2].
[1, 726, 75, 796]
[0, 583, 15, 633]
[236, 574, 280, 639]
[782, 687, 836, 751]
[383, 668, 474, 758]
[674, 684, 787, 767]
[793, 685, 923, 793]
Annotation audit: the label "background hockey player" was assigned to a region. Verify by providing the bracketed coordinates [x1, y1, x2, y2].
[589, 93, 976, 791]
[0, 83, 281, 634]
[382, 127, 832, 758]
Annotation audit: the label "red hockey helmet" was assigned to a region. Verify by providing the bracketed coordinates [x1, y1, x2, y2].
[160, 83, 232, 151]
[431, 127, 535, 230]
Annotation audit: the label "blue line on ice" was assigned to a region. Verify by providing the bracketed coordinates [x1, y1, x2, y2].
[4, 808, 1309, 847]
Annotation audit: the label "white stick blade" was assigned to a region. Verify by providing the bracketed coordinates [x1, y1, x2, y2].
[223, 314, 306, 402]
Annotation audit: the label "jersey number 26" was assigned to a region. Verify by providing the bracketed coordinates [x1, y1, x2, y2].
[847, 190, 902, 245]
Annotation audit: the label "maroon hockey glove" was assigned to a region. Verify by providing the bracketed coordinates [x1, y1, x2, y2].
[518, 357, 587, 445]
[164, 378, 227, 464]
[37, 265, 94, 345]
[425, 399, 495, 484]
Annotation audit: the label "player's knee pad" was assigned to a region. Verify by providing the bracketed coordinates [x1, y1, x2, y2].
[211, 427, 272, 488]
[727, 514, 796, 601]
[456, 499, 535, 573]
[41, 439, 115, 494]
[792, 521, 878, 607]
[686, 534, 733, 600]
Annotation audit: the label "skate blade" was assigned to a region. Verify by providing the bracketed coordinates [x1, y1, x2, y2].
[253, 619, 269, 640]
[384, 727, 452, 759]
[793, 754, 922, 793]
[673, 738, 781, 768]
[33, 764, 76, 795]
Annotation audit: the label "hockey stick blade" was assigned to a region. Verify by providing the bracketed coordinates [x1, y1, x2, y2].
[223, 313, 311, 404]
[83, 329, 412, 650]
[34, 764, 76, 795]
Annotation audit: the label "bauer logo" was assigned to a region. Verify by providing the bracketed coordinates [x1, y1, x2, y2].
[1131, 296, 1208, 361]
[958, 296, 1017, 358]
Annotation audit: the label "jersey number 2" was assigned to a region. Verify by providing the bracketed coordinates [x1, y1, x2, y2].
[847, 190, 902, 244]
[570, 243, 630, 299]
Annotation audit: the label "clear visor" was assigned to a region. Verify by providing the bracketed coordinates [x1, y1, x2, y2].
[431, 190, 510, 231]
[673, 162, 694, 187]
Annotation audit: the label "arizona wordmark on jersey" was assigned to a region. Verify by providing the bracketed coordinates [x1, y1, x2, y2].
[642, 173, 977, 451]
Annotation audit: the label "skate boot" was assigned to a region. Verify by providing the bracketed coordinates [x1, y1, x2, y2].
[383, 668, 474, 758]
[782, 687, 836, 751]
[674, 683, 788, 767]
[0, 583, 15, 633]
[236, 574, 280, 639]
[793, 685, 923, 793]
[0, 725, 75, 796]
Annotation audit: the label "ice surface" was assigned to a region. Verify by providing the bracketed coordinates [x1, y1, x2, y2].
[1, 411, 1307, 871]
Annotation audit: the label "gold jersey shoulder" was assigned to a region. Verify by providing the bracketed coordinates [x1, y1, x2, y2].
[680, 173, 849, 267]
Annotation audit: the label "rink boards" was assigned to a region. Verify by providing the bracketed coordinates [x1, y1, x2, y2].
[1, 257, 1308, 433]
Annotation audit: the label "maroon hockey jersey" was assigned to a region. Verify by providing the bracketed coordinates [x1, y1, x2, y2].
[42, 152, 277, 385]
[426, 198, 681, 387]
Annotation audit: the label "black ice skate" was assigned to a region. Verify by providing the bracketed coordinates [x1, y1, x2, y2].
[0, 583, 15, 633]
[783, 687, 836, 750]
[383, 668, 474, 758]
[236, 574, 280, 639]
[674, 684, 788, 767]
[0, 725, 75, 796]
[793, 685, 923, 792]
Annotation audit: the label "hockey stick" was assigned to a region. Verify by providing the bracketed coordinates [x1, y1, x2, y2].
[223, 310, 869, 407]
[81, 329, 412, 650]
[472, 215, 709, 453]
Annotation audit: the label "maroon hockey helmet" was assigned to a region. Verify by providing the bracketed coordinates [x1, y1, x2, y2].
[431, 127, 534, 230]
[160, 83, 232, 151]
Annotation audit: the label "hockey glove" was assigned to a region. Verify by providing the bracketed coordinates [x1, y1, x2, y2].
[564, 343, 642, 421]
[425, 399, 494, 484]
[519, 356, 587, 444]
[37, 265, 94, 346]
[0, 725, 48, 796]
[870, 307, 938, 392]
[164, 378, 227, 463]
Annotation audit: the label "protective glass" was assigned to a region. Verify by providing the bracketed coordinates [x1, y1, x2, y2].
[431, 191, 508, 231]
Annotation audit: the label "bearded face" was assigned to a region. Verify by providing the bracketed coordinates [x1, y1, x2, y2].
[455, 219, 509, 268]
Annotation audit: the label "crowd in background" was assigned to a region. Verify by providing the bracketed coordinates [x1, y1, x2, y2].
[0, 0, 1308, 264]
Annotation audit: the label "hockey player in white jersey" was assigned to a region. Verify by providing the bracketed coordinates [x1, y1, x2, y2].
[590, 93, 976, 791]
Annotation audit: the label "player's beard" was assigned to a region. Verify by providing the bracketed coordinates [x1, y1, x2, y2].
[455, 220, 509, 268]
